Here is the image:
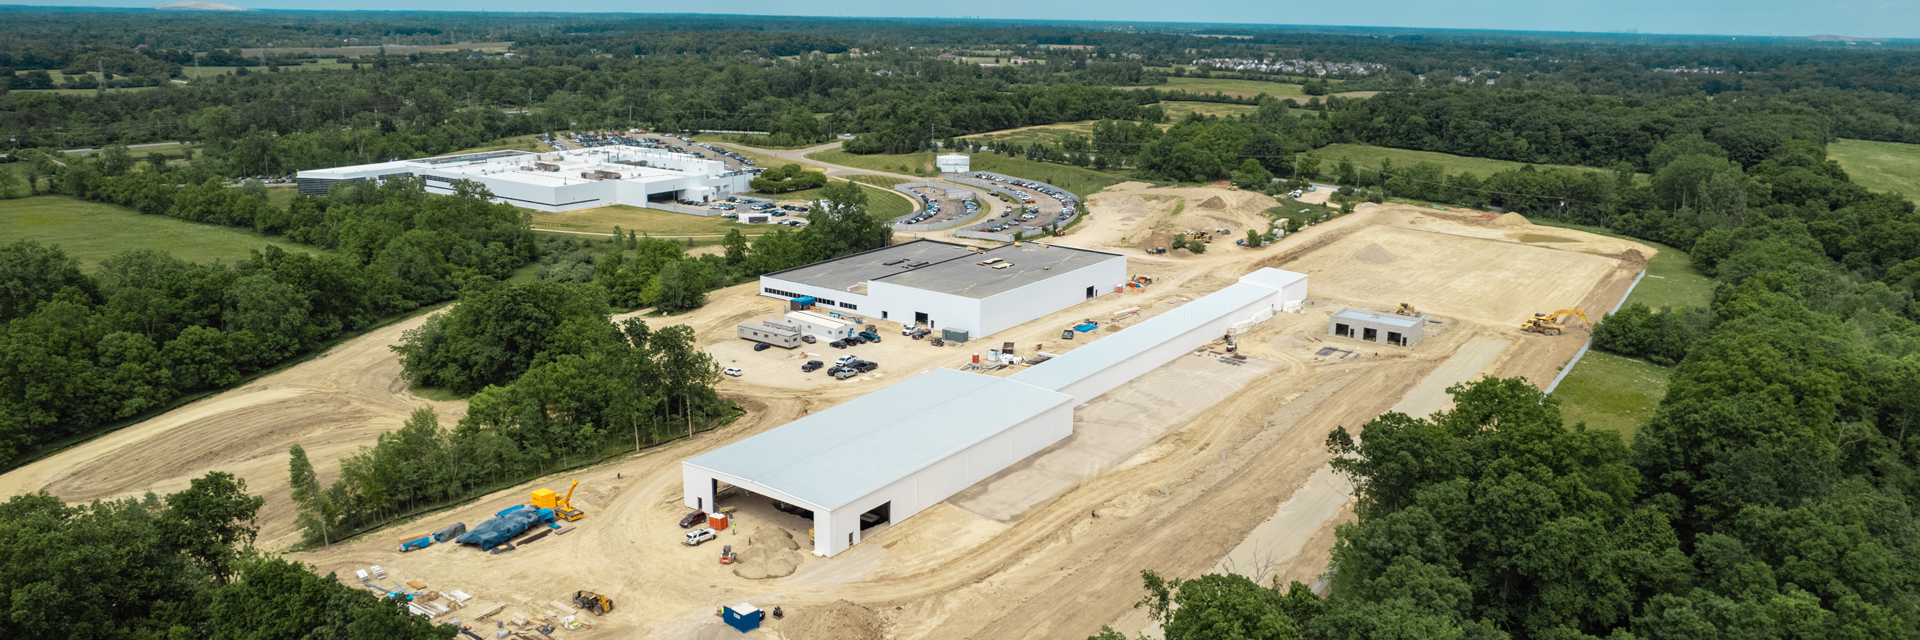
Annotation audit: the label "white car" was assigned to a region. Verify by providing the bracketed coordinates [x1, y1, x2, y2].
[683, 528, 717, 546]
[724, 367, 743, 377]
[901, 322, 918, 335]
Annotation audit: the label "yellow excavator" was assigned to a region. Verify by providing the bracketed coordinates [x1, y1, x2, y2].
[533, 480, 586, 522]
[1521, 310, 1592, 336]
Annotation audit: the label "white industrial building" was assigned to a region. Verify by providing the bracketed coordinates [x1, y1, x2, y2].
[293, 147, 753, 212]
[936, 154, 971, 173]
[685, 267, 1308, 556]
[758, 239, 1127, 339]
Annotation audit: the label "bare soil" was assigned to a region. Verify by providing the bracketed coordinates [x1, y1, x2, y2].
[2, 184, 1651, 640]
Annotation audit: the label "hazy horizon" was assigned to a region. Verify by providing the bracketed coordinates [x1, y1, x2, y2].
[6, 0, 1920, 40]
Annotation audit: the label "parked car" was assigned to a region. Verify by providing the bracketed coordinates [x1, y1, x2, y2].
[679, 511, 708, 528]
[800, 334, 817, 344]
[801, 360, 824, 372]
[833, 368, 858, 380]
[723, 367, 743, 377]
[829, 340, 847, 349]
[754, 342, 771, 351]
[684, 528, 718, 546]
[858, 331, 881, 342]
[901, 322, 917, 335]
[852, 361, 879, 373]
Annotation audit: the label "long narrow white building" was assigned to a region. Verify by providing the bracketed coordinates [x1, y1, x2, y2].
[294, 146, 753, 211]
[684, 267, 1308, 556]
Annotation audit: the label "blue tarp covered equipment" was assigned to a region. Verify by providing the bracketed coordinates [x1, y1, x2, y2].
[457, 508, 548, 548]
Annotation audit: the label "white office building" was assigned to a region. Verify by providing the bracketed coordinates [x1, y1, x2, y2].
[757, 239, 1127, 339]
[294, 146, 753, 212]
[936, 154, 971, 173]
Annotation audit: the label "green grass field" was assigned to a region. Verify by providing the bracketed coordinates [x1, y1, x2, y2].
[3, 195, 313, 270]
[527, 204, 760, 237]
[962, 121, 1099, 148]
[447, 134, 549, 155]
[1828, 138, 1920, 203]
[1527, 219, 1715, 311]
[844, 174, 913, 187]
[1552, 351, 1670, 442]
[808, 148, 1131, 197]
[1124, 77, 1307, 98]
[1159, 101, 1261, 119]
[1307, 143, 1624, 178]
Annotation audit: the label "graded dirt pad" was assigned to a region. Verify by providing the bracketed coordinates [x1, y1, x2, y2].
[1273, 220, 1618, 326]
[11, 193, 1651, 640]
[784, 600, 885, 640]
[1073, 184, 1277, 250]
[1353, 242, 1396, 264]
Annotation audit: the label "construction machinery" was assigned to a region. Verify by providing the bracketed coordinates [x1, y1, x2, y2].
[573, 591, 614, 616]
[720, 544, 736, 564]
[533, 480, 585, 522]
[398, 535, 432, 552]
[1396, 303, 1418, 316]
[1521, 310, 1593, 336]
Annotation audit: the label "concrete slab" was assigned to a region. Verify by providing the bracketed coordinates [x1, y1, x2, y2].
[948, 354, 1279, 522]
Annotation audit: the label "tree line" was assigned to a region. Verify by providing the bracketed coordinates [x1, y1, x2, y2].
[2, 471, 450, 639]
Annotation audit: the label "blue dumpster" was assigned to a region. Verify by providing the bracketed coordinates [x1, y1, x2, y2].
[723, 603, 763, 633]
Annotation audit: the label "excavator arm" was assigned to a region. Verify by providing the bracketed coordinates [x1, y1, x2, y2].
[1549, 309, 1593, 328]
[562, 479, 578, 509]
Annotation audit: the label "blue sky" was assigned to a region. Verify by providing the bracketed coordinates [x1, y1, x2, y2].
[21, 0, 1920, 39]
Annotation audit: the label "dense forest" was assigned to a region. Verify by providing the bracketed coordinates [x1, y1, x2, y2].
[5, 8, 1920, 639]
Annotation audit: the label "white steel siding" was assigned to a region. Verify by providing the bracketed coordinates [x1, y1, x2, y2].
[866, 281, 982, 333]
[757, 276, 874, 316]
[1049, 290, 1284, 405]
[813, 400, 1073, 556]
[975, 254, 1127, 337]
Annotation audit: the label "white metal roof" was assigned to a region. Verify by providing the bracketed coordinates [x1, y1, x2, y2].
[1008, 268, 1305, 393]
[1334, 308, 1422, 329]
[683, 368, 1073, 511]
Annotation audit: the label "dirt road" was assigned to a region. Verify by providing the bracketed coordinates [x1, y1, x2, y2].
[4, 179, 1649, 639]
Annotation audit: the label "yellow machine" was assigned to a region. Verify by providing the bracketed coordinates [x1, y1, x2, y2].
[533, 480, 586, 521]
[573, 591, 614, 616]
[1521, 310, 1592, 336]
[1396, 303, 1418, 316]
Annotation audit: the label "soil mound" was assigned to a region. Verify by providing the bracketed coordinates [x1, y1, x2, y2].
[1491, 212, 1531, 226]
[1140, 231, 1172, 252]
[732, 527, 808, 579]
[1196, 196, 1227, 210]
[785, 600, 885, 640]
[1354, 242, 1396, 264]
[1170, 247, 1195, 258]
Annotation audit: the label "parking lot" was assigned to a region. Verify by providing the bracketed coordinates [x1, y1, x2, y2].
[961, 174, 1080, 236]
[536, 130, 759, 172]
[705, 195, 810, 227]
[898, 185, 981, 227]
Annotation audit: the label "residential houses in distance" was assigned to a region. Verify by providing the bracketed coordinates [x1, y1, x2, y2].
[1190, 58, 1386, 76]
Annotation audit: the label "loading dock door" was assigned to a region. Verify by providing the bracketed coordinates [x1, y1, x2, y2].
[860, 502, 891, 530]
[1363, 327, 1378, 342]
[1335, 323, 1350, 337]
[1388, 331, 1403, 346]
[915, 312, 928, 325]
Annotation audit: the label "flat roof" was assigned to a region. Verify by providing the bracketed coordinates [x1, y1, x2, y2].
[1333, 308, 1422, 329]
[1008, 281, 1277, 392]
[761, 240, 980, 293]
[683, 368, 1073, 511]
[763, 239, 1123, 299]
[877, 242, 1122, 299]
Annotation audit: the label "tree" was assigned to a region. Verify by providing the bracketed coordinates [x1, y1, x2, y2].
[0, 167, 22, 199]
[1231, 159, 1273, 190]
[0, 240, 96, 321]
[722, 229, 749, 266]
[100, 145, 135, 177]
[159, 471, 265, 584]
[288, 443, 333, 546]
[810, 180, 890, 257]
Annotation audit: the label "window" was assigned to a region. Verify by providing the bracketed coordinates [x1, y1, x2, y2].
[814, 298, 837, 307]
[839, 302, 857, 310]
[763, 287, 802, 299]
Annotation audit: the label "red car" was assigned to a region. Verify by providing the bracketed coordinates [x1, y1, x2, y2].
[679, 511, 707, 529]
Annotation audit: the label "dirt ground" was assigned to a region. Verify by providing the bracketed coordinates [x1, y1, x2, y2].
[0, 183, 1651, 640]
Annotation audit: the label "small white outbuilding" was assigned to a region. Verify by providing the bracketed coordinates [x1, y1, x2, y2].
[936, 154, 970, 173]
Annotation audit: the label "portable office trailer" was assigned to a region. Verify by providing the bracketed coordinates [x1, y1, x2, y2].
[737, 321, 802, 348]
[786, 310, 856, 341]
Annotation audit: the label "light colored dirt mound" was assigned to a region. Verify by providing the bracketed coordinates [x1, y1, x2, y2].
[1491, 212, 1531, 226]
[1354, 242, 1396, 264]
[784, 600, 885, 640]
[1141, 231, 1172, 253]
[1196, 195, 1227, 209]
[1170, 247, 1195, 258]
[1104, 181, 1155, 191]
[748, 525, 801, 550]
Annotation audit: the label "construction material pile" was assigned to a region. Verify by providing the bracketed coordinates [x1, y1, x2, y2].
[1491, 212, 1531, 226]
[783, 600, 886, 640]
[1354, 242, 1396, 264]
[1196, 195, 1227, 209]
[456, 508, 543, 549]
[732, 527, 809, 580]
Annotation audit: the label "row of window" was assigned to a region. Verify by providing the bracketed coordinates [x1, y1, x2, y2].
[762, 287, 858, 311]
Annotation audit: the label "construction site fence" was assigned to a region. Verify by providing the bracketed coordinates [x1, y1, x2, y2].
[1542, 269, 1647, 398]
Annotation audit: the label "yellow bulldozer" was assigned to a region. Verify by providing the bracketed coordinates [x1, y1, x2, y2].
[1521, 310, 1592, 336]
[573, 591, 614, 616]
[532, 480, 585, 522]
[1396, 303, 1418, 316]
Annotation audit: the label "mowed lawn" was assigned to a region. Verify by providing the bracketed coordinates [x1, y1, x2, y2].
[1829, 138, 1920, 203]
[1159, 101, 1260, 119]
[2, 195, 313, 270]
[527, 205, 761, 237]
[1553, 351, 1671, 442]
[1528, 220, 1715, 312]
[1124, 77, 1307, 98]
[1307, 143, 1625, 178]
[808, 148, 1131, 197]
